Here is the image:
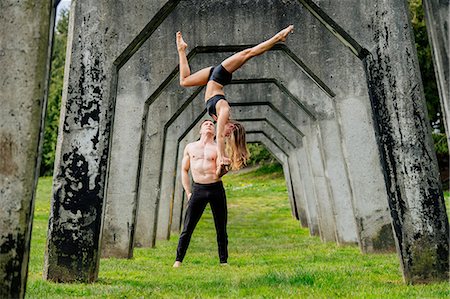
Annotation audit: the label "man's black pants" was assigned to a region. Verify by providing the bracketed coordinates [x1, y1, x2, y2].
[176, 181, 228, 263]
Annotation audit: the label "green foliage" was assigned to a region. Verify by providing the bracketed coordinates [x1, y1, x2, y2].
[432, 133, 449, 155]
[247, 143, 279, 166]
[408, 0, 444, 132]
[28, 170, 449, 298]
[40, 10, 69, 176]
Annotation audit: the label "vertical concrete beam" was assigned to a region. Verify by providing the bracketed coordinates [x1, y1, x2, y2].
[423, 0, 449, 138]
[287, 154, 309, 228]
[295, 0, 395, 252]
[44, 1, 109, 282]
[318, 119, 358, 244]
[364, 0, 449, 283]
[305, 125, 337, 242]
[44, 0, 170, 278]
[337, 95, 395, 252]
[170, 138, 192, 233]
[0, 1, 54, 297]
[295, 147, 320, 236]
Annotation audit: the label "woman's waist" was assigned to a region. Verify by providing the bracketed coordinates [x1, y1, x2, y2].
[205, 86, 225, 101]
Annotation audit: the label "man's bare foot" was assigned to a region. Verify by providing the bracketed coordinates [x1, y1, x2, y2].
[176, 31, 188, 52]
[173, 261, 182, 268]
[277, 25, 294, 42]
[220, 263, 229, 266]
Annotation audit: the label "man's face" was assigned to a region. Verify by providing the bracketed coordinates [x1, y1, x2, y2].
[200, 120, 215, 135]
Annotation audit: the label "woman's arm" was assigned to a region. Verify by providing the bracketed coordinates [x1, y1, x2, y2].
[216, 105, 231, 165]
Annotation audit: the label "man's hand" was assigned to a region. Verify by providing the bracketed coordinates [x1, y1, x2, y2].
[187, 192, 192, 201]
[216, 161, 230, 178]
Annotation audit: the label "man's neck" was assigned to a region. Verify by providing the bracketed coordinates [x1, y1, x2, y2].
[199, 133, 215, 144]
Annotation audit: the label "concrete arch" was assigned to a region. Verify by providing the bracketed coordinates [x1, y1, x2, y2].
[129, 80, 315, 250]
[106, 53, 372, 253]
[104, 51, 329, 252]
[104, 77, 359, 254]
[43, 0, 447, 284]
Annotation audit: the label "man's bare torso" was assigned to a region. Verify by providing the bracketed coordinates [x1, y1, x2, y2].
[188, 140, 220, 184]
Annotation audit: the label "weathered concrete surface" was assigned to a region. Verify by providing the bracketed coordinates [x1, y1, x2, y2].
[337, 95, 394, 251]
[362, 0, 449, 283]
[318, 118, 358, 244]
[290, 1, 394, 251]
[423, 0, 449, 138]
[0, 1, 55, 297]
[45, 0, 169, 282]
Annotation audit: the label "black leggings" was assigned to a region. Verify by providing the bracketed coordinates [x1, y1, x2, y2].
[176, 181, 228, 263]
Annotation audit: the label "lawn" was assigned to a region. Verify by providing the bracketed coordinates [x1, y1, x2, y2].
[27, 165, 449, 298]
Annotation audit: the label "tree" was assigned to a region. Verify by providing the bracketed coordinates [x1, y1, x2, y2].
[40, 9, 69, 176]
[408, 0, 443, 132]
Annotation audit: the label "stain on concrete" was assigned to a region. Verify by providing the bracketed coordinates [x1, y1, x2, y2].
[0, 133, 18, 176]
[0, 233, 25, 298]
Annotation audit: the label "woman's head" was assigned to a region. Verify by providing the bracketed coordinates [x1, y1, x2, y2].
[225, 120, 249, 170]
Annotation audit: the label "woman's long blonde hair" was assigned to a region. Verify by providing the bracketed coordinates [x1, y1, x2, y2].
[226, 121, 249, 170]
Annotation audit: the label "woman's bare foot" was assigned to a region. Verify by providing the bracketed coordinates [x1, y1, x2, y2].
[176, 31, 188, 52]
[173, 261, 182, 268]
[277, 25, 294, 42]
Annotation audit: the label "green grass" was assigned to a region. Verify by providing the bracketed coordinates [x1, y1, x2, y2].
[27, 166, 449, 298]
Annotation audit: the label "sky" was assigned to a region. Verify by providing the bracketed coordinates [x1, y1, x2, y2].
[56, 0, 71, 23]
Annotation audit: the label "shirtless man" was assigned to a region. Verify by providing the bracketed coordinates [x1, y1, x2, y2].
[173, 119, 232, 267]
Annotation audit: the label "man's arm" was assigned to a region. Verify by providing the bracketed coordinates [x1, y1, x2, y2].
[181, 144, 192, 200]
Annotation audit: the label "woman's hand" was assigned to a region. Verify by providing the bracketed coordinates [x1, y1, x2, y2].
[217, 155, 231, 166]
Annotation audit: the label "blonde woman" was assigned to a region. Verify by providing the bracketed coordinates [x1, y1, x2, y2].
[176, 25, 294, 176]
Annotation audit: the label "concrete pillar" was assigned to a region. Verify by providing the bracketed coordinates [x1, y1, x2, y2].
[363, 0, 449, 283]
[337, 95, 395, 252]
[170, 138, 193, 233]
[44, 0, 171, 281]
[423, 0, 449, 138]
[295, 147, 320, 236]
[294, 0, 396, 252]
[44, 1, 109, 281]
[287, 153, 309, 228]
[305, 125, 337, 242]
[318, 119, 358, 244]
[0, 1, 55, 297]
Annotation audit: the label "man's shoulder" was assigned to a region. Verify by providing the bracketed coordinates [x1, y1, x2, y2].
[185, 141, 199, 151]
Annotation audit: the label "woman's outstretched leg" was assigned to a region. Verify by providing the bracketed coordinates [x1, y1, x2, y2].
[221, 25, 294, 73]
[176, 31, 212, 87]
